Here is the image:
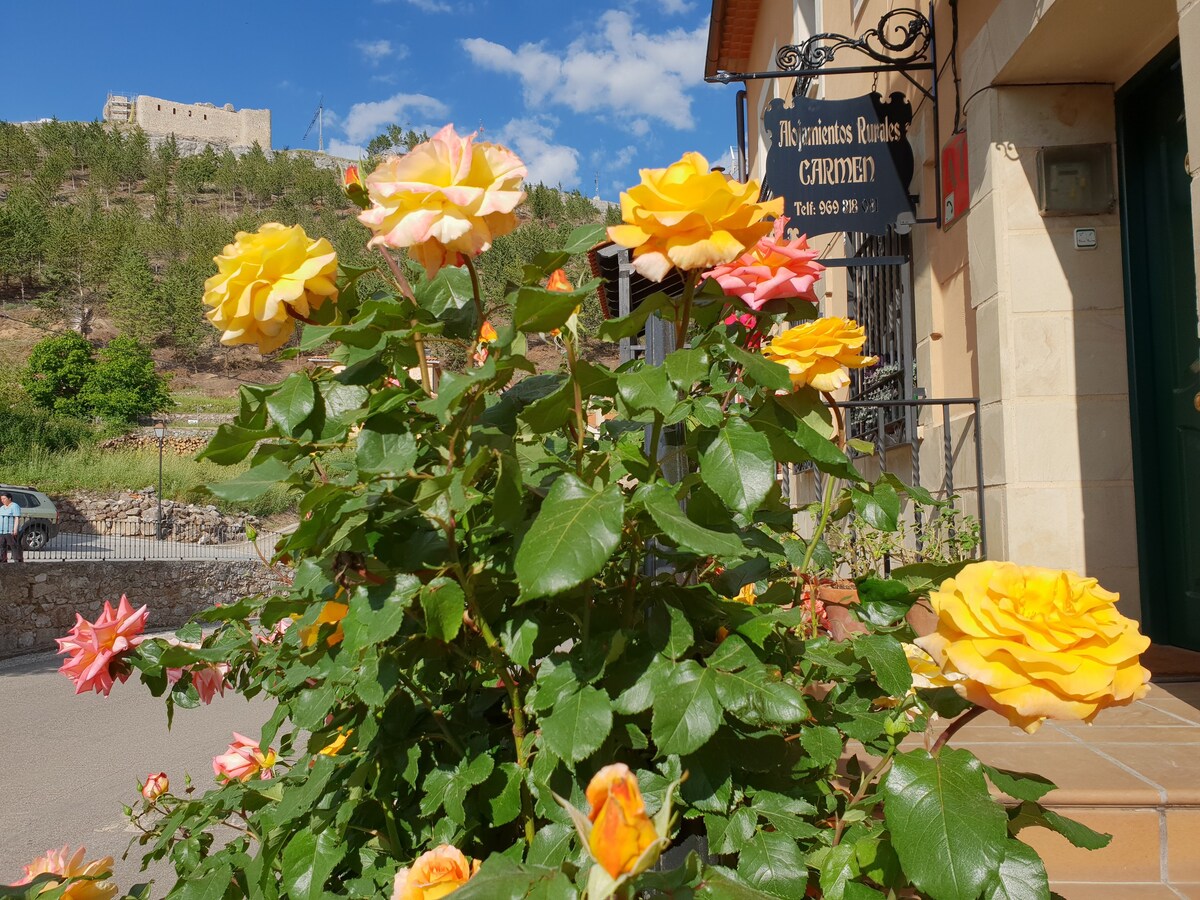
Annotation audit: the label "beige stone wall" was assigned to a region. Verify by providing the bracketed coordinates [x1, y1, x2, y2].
[132, 95, 271, 150]
[729, 0, 1200, 620]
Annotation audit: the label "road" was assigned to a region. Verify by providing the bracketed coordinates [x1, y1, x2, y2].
[0, 645, 271, 895]
[22, 532, 282, 563]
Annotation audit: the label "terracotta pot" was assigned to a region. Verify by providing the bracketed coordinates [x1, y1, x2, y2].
[819, 584, 940, 642]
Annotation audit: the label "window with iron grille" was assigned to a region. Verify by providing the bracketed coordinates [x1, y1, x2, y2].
[844, 228, 917, 447]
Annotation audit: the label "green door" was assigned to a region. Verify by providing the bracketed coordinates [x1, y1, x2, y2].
[1118, 44, 1200, 650]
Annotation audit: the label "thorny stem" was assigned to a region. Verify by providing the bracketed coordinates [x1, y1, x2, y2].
[565, 334, 586, 473]
[396, 668, 466, 756]
[797, 470, 838, 581]
[444, 520, 537, 846]
[833, 746, 897, 846]
[931, 705, 987, 754]
[463, 256, 487, 346]
[674, 269, 700, 349]
[822, 390, 846, 451]
[376, 248, 431, 393]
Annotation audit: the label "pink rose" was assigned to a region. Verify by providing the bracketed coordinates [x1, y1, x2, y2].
[213, 733, 276, 782]
[15, 846, 117, 899]
[141, 772, 169, 801]
[358, 124, 527, 277]
[55, 595, 148, 696]
[704, 216, 825, 311]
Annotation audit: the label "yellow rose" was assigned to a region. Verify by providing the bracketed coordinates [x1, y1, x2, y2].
[586, 764, 660, 879]
[608, 152, 783, 282]
[732, 584, 757, 605]
[203, 223, 338, 354]
[300, 601, 348, 649]
[359, 125, 527, 277]
[916, 562, 1151, 733]
[391, 846, 480, 900]
[318, 728, 352, 756]
[761, 316, 878, 392]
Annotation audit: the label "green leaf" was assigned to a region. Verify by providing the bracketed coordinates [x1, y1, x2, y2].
[819, 843, 859, 900]
[447, 856, 569, 899]
[207, 456, 292, 502]
[652, 660, 722, 756]
[714, 664, 809, 727]
[984, 767, 1056, 803]
[501, 617, 540, 669]
[422, 578, 465, 641]
[882, 749, 1009, 900]
[413, 265, 477, 339]
[851, 483, 901, 532]
[618, 364, 677, 414]
[696, 869, 790, 899]
[266, 373, 316, 432]
[725, 343, 792, 392]
[281, 827, 342, 900]
[736, 830, 809, 899]
[564, 223, 607, 254]
[1010, 803, 1111, 850]
[356, 426, 418, 475]
[799, 725, 844, 767]
[341, 577, 420, 652]
[197, 423, 268, 465]
[643, 484, 743, 557]
[488, 763, 525, 827]
[515, 474, 625, 600]
[888, 560, 972, 594]
[980, 840, 1051, 900]
[699, 419, 776, 517]
[665, 347, 710, 389]
[513, 284, 590, 333]
[541, 685, 613, 763]
[854, 633, 913, 697]
[597, 291, 672, 341]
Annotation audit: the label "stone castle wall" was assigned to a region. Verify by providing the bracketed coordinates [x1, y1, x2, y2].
[0, 560, 283, 658]
[106, 94, 271, 151]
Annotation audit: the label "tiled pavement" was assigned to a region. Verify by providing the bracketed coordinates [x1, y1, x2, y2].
[928, 682, 1200, 897]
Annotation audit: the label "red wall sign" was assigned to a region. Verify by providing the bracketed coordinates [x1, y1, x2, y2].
[941, 131, 969, 228]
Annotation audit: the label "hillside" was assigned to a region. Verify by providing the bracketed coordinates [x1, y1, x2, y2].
[0, 119, 620, 394]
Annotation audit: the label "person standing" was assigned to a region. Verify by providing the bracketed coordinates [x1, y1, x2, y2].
[0, 492, 24, 563]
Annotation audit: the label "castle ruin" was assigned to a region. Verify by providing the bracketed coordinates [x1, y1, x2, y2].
[102, 93, 271, 153]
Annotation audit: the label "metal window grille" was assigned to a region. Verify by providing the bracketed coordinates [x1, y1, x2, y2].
[844, 228, 916, 447]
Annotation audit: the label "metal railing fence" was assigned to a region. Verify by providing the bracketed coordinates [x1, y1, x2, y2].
[14, 520, 282, 563]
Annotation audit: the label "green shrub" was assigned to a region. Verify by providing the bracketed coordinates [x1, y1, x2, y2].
[80, 336, 173, 423]
[20, 331, 95, 417]
[0, 405, 97, 455]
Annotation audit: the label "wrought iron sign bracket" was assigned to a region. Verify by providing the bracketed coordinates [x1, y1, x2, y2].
[707, 4, 942, 229]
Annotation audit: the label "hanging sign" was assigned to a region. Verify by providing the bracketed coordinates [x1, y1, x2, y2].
[941, 131, 969, 228]
[760, 91, 915, 237]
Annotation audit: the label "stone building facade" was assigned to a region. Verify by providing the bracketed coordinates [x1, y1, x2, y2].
[707, 0, 1200, 649]
[102, 93, 271, 151]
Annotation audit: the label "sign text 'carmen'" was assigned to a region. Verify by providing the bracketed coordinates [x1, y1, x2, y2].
[760, 92, 915, 237]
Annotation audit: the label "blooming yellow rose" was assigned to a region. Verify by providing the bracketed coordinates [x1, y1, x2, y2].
[608, 152, 783, 282]
[392, 845, 480, 900]
[586, 764, 660, 879]
[360, 124, 526, 277]
[916, 562, 1151, 733]
[16, 846, 118, 900]
[732, 584, 757, 605]
[300, 600, 349, 649]
[202, 223, 338, 354]
[761, 317, 878, 392]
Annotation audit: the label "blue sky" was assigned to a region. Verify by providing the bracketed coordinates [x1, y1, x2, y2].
[0, 1, 743, 200]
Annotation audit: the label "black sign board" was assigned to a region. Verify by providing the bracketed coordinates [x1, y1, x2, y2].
[760, 92, 915, 237]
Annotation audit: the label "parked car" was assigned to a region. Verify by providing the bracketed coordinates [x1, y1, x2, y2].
[0, 484, 59, 550]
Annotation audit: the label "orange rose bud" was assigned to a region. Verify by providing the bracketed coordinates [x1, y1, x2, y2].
[479, 320, 498, 343]
[547, 269, 574, 292]
[586, 764, 659, 879]
[342, 165, 370, 210]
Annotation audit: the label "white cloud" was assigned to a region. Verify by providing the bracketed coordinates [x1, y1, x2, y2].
[404, 0, 452, 10]
[658, 0, 694, 13]
[462, 10, 708, 130]
[339, 92, 450, 144]
[326, 139, 367, 160]
[498, 118, 580, 189]
[356, 39, 407, 65]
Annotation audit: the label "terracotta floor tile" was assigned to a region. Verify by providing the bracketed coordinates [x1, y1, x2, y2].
[1142, 697, 1200, 726]
[1154, 683, 1200, 706]
[1059, 725, 1200, 745]
[958, 743, 1163, 806]
[1051, 884, 1181, 899]
[1057, 702, 1199, 729]
[1171, 885, 1200, 899]
[1094, 744, 1200, 804]
[1024, 807, 1161, 883]
[1168, 810, 1200, 883]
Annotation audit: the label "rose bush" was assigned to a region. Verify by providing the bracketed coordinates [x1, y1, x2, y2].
[20, 136, 1148, 900]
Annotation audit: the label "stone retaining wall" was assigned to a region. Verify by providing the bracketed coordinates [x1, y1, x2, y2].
[0, 560, 283, 658]
[54, 491, 260, 544]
